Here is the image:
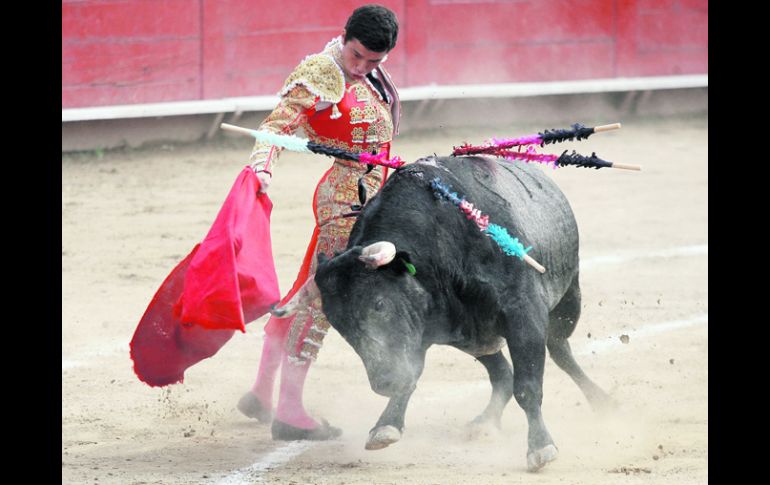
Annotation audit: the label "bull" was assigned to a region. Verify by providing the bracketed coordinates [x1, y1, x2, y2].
[308, 155, 613, 471]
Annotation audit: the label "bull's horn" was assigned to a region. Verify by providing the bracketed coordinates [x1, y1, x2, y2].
[358, 241, 397, 269]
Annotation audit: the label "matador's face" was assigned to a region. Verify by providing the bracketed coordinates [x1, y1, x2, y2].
[340, 36, 388, 80]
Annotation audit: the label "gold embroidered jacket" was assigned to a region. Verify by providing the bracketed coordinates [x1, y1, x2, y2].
[249, 37, 400, 172]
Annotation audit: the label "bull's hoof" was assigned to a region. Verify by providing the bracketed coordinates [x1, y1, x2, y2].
[365, 425, 401, 450]
[585, 385, 619, 415]
[590, 394, 620, 416]
[464, 415, 499, 440]
[526, 444, 558, 472]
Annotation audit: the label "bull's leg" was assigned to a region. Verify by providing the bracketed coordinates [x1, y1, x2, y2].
[365, 348, 426, 451]
[469, 351, 514, 430]
[504, 304, 558, 472]
[365, 391, 414, 450]
[547, 276, 615, 413]
[546, 337, 615, 413]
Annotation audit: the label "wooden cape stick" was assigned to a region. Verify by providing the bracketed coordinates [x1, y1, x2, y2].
[221, 122, 313, 172]
[220, 123, 257, 137]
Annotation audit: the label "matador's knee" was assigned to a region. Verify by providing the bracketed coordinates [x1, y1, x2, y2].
[271, 276, 319, 318]
[284, 286, 331, 365]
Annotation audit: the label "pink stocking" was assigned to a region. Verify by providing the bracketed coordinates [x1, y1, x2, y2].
[274, 356, 319, 429]
[249, 330, 285, 409]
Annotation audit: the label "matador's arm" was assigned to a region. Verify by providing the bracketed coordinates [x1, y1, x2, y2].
[249, 53, 346, 175]
[248, 85, 318, 174]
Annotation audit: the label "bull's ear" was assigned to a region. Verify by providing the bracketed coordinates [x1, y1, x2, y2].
[393, 251, 417, 276]
[316, 252, 330, 267]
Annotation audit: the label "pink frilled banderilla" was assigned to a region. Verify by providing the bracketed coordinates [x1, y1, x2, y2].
[358, 151, 405, 169]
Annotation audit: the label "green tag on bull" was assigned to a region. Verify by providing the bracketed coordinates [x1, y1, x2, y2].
[401, 259, 416, 276]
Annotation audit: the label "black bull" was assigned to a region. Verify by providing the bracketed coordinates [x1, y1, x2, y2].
[314, 155, 613, 471]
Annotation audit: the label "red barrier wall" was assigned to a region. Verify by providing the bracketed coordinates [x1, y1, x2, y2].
[62, 0, 708, 109]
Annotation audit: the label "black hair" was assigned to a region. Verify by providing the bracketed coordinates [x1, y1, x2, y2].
[344, 4, 399, 53]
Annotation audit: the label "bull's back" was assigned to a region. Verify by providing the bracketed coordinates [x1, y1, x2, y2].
[433, 156, 580, 305]
[358, 155, 580, 309]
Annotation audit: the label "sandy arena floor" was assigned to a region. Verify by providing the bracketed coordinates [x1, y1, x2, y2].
[62, 113, 707, 484]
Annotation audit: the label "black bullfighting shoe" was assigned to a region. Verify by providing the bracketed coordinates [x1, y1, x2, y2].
[237, 392, 273, 424]
[271, 418, 343, 441]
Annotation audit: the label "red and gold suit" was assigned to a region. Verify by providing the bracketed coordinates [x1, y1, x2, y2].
[250, 36, 401, 364]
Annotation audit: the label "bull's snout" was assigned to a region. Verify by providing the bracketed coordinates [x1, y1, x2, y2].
[368, 369, 416, 397]
[356, 337, 421, 397]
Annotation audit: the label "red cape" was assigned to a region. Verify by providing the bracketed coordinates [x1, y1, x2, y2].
[130, 168, 280, 387]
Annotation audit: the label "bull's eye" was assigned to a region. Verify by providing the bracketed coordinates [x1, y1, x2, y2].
[374, 299, 385, 311]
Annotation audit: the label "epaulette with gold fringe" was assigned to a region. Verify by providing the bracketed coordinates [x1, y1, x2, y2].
[280, 54, 345, 104]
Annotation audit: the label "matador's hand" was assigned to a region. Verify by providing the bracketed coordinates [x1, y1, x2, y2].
[256, 170, 272, 193]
